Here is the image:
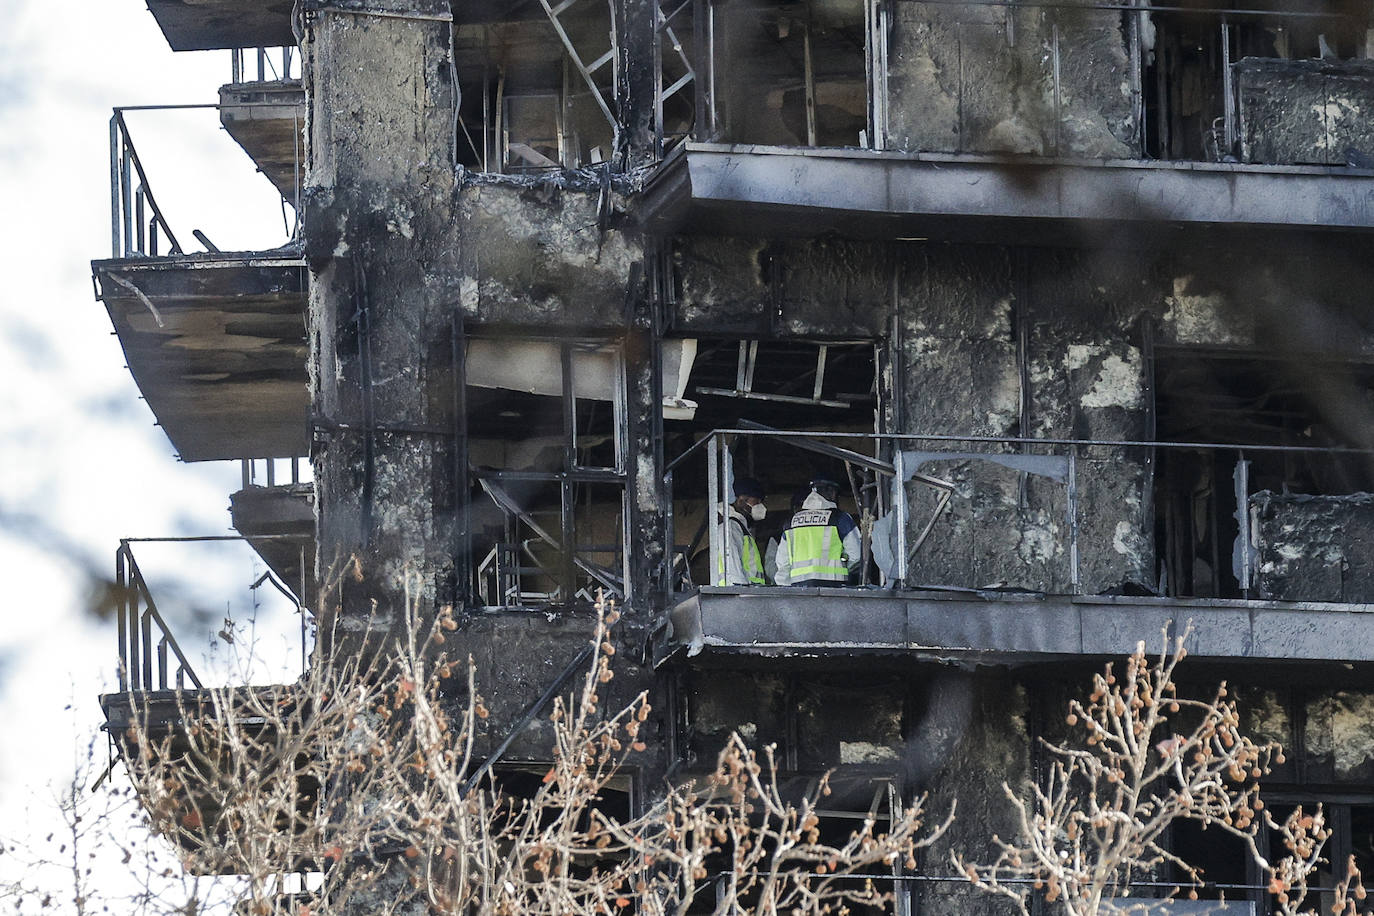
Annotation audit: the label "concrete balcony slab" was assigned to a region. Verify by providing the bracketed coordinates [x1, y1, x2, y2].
[641, 143, 1374, 245]
[144, 0, 294, 52]
[93, 251, 308, 462]
[664, 586, 1374, 667]
[220, 81, 306, 203]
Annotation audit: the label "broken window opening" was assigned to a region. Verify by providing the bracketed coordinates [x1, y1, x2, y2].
[655, 0, 702, 153]
[1143, 6, 1371, 164]
[664, 338, 883, 589]
[713, 0, 869, 148]
[1154, 348, 1374, 600]
[466, 338, 629, 609]
[1157, 817, 1257, 906]
[454, 12, 617, 173]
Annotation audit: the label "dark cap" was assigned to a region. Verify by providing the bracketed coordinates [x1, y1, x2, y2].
[809, 477, 840, 491]
[734, 477, 765, 500]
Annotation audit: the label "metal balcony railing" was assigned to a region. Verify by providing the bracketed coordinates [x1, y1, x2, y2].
[240, 457, 309, 489]
[116, 540, 202, 692]
[108, 103, 303, 260]
[113, 537, 313, 694]
[668, 427, 1374, 601]
[230, 47, 299, 85]
[109, 110, 184, 259]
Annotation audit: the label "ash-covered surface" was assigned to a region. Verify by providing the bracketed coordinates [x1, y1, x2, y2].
[456, 182, 641, 329]
[1252, 491, 1374, 602]
[887, 0, 1137, 157]
[1237, 58, 1374, 167]
[899, 245, 1152, 594]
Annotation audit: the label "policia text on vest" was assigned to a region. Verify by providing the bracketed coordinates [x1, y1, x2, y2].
[774, 506, 860, 587]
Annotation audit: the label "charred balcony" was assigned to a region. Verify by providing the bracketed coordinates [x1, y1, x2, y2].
[100, 684, 320, 875]
[665, 587, 1374, 666]
[638, 142, 1374, 243]
[232, 459, 317, 612]
[222, 49, 306, 204]
[141, 0, 295, 52]
[448, 1, 1374, 188]
[96, 107, 307, 462]
[657, 426, 1374, 667]
[93, 253, 308, 461]
[98, 535, 315, 873]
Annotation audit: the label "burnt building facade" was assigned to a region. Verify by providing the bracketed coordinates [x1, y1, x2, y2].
[96, 0, 1374, 911]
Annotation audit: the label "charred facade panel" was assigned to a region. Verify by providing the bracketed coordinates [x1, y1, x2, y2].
[457, 180, 641, 331]
[1237, 59, 1374, 167]
[672, 236, 777, 336]
[1252, 493, 1374, 603]
[887, 0, 1138, 158]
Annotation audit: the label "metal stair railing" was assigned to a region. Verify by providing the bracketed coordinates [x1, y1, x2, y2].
[109, 111, 184, 259]
[115, 541, 203, 693]
[536, 0, 620, 134]
[654, 0, 698, 153]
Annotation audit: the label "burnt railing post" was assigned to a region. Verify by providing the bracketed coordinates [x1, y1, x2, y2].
[116, 544, 130, 691]
[114, 541, 205, 693]
[108, 110, 185, 259]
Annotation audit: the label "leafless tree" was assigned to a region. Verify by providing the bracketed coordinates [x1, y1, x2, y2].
[118, 588, 952, 915]
[0, 733, 212, 916]
[956, 628, 1368, 916]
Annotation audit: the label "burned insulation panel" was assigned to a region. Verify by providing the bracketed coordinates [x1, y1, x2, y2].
[1252, 491, 1374, 603]
[886, 0, 1137, 157]
[457, 182, 640, 329]
[1237, 58, 1374, 167]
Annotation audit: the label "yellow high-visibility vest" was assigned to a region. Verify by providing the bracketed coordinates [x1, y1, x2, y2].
[718, 517, 768, 586]
[783, 508, 849, 582]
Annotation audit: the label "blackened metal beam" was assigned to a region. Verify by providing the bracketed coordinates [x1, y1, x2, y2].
[666, 587, 1374, 665]
[641, 144, 1374, 243]
[463, 643, 595, 791]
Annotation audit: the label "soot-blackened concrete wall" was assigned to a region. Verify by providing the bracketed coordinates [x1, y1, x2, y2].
[887, 0, 1139, 158]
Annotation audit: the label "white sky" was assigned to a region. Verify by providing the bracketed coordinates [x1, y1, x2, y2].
[0, 0, 307, 906]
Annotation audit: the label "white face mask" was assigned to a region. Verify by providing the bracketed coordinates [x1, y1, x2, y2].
[750, 502, 767, 522]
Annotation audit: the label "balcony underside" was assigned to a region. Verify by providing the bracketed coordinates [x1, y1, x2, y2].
[641, 143, 1374, 245]
[230, 483, 316, 607]
[455, 1, 550, 24]
[93, 252, 308, 462]
[220, 81, 306, 203]
[144, 0, 294, 51]
[665, 587, 1374, 667]
[101, 687, 317, 875]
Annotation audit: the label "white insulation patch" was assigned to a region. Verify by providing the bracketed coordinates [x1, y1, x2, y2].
[840, 741, 900, 764]
[1065, 343, 1101, 370]
[1081, 351, 1143, 409]
[1163, 275, 1250, 346]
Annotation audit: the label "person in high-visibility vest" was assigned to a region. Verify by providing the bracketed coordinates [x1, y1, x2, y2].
[717, 477, 769, 586]
[773, 477, 861, 587]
